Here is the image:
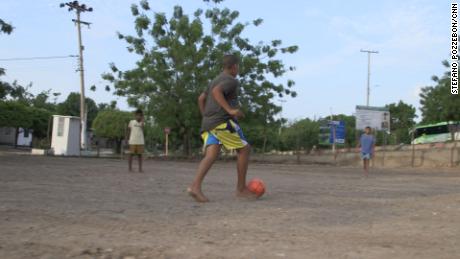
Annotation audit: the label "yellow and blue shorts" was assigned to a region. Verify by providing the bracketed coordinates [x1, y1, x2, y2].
[202, 120, 248, 150]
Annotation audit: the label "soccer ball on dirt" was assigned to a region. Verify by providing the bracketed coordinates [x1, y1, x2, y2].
[247, 178, 266, 198]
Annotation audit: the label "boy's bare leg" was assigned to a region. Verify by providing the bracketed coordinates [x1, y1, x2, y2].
[235, 145, 256, 198]
[128, 154, 133, 172]
[188, 144, 221, 202]
[138, 155, 143, 172]
[364, 159, 369, 177]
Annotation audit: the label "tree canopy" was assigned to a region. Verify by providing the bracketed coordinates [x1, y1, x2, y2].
[92, 109, 132, 153]
[0, 19, 13, 34]
[386, 101, 416, 144]
[0, 100, 51, 140]
[102, 0, 298, 155]
[57, 92, 98, 128]
[420, 60, 460, 123]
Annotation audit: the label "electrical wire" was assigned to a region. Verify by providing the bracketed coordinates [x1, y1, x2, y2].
[0, 55, 78, 61]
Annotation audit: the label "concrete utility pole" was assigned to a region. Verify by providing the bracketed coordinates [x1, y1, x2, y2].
[60, 1, 93, 150]
[360, 49, 379, 106]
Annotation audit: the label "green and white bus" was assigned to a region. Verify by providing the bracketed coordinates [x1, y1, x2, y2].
[411, 121, 460, 144]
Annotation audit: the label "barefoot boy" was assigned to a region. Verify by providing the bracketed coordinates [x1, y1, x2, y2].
[188, 54, 254, 202]
[127, 109, 145, 172]
[357, 126, 375, 176]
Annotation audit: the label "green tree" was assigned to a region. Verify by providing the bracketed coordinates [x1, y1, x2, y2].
[0, 19, 13, 34]
[386, 101, 416, 144]
[31, 90, 59, 112]
[0, 101, 52, 142]
[57, 92, 98, 128]
[280, 118, 319, 152]
[420, 60, 460, 123]
[102, 0, 298, 155]
[0, 80, 12, 99]
[0, 18, 13, 92]
[0, 80, 59, 109]
[0, 101, 26, 147]
[92, 109, 132, 153]
[29, 107, 52, 139]
[0, 101, 32, 129]
[0, 19, 55, 143]
[0, 81, 56, 145]
[0, 81, 34, 103]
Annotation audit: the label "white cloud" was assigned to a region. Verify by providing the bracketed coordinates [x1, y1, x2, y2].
[326, 1, 445, 67]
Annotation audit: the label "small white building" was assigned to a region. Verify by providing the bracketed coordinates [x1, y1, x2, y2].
[0, 127, 33, 147]
[51, 115, 80, 156]
[17, 128, 33, 146]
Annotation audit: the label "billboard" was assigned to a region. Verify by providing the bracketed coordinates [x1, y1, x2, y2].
[355, 105, 390, 131]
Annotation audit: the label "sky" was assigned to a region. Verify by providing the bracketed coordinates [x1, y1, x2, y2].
[0, 0, 450, 122]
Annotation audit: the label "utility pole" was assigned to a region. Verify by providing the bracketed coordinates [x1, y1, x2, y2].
[60, 1, 93, 150]
[360, 49, 379, 106]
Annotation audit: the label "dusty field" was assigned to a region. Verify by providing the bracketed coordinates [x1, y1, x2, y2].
[1, 152, 460, 259]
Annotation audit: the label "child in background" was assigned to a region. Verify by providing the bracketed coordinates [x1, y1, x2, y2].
[357, 126, 375, 177]
[127, 109, 145, 172]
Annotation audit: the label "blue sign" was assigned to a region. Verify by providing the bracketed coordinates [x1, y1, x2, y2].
[329, 120, 345, 144]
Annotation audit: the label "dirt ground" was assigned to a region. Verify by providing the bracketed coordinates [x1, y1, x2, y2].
[1, 152, 460, 259]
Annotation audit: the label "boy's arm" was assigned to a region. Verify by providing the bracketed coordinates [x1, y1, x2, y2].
[356, 137, 361, 152]
[198, 92, 207, 116]
[211, 85, 244, 118]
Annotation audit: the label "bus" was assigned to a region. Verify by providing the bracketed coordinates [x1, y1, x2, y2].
[411, 121, 460, 144]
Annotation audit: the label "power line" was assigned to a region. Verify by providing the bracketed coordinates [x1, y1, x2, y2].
[0, 55, 78, 61]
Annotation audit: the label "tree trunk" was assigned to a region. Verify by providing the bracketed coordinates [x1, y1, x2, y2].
[296, 136, 300, 164]
[187, 129, 192, 157]
[262, 136, 267, 154]
[262, 128, 268, 154]
[182, 127, 191, 157]
[115, 139, 122, 154]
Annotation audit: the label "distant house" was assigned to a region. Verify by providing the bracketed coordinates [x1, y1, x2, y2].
[0, 127, 33, 147]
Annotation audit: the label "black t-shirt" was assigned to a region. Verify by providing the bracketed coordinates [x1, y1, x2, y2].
[201, 72, 239, 132]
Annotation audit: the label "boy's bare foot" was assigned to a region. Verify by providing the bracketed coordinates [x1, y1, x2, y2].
[187, 187, 209, 203]
[236, 188, 258, 199]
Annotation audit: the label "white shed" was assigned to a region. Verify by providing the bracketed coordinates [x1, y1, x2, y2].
[17, 128, 33, 146]
[0, 127, 33, 147]
[51, 115, 80, 156]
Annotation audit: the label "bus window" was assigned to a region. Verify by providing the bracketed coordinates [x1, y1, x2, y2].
[414, 125, 449, 138]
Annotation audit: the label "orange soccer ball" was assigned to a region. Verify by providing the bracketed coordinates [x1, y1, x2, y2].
[247, 178, 266, 198]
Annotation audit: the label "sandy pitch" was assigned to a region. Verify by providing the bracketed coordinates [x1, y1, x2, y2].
[1, 153, 460, 259]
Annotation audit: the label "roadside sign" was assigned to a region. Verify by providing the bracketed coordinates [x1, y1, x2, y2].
[319, 120, 346, 145]
[329, 120, 345, 144]
[164, 127, 171, 134]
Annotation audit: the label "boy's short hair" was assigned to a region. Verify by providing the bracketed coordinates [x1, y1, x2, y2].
[223, 54, 239, 69]
[135, 109, 143, 115]
[365, 126, 371, 130]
